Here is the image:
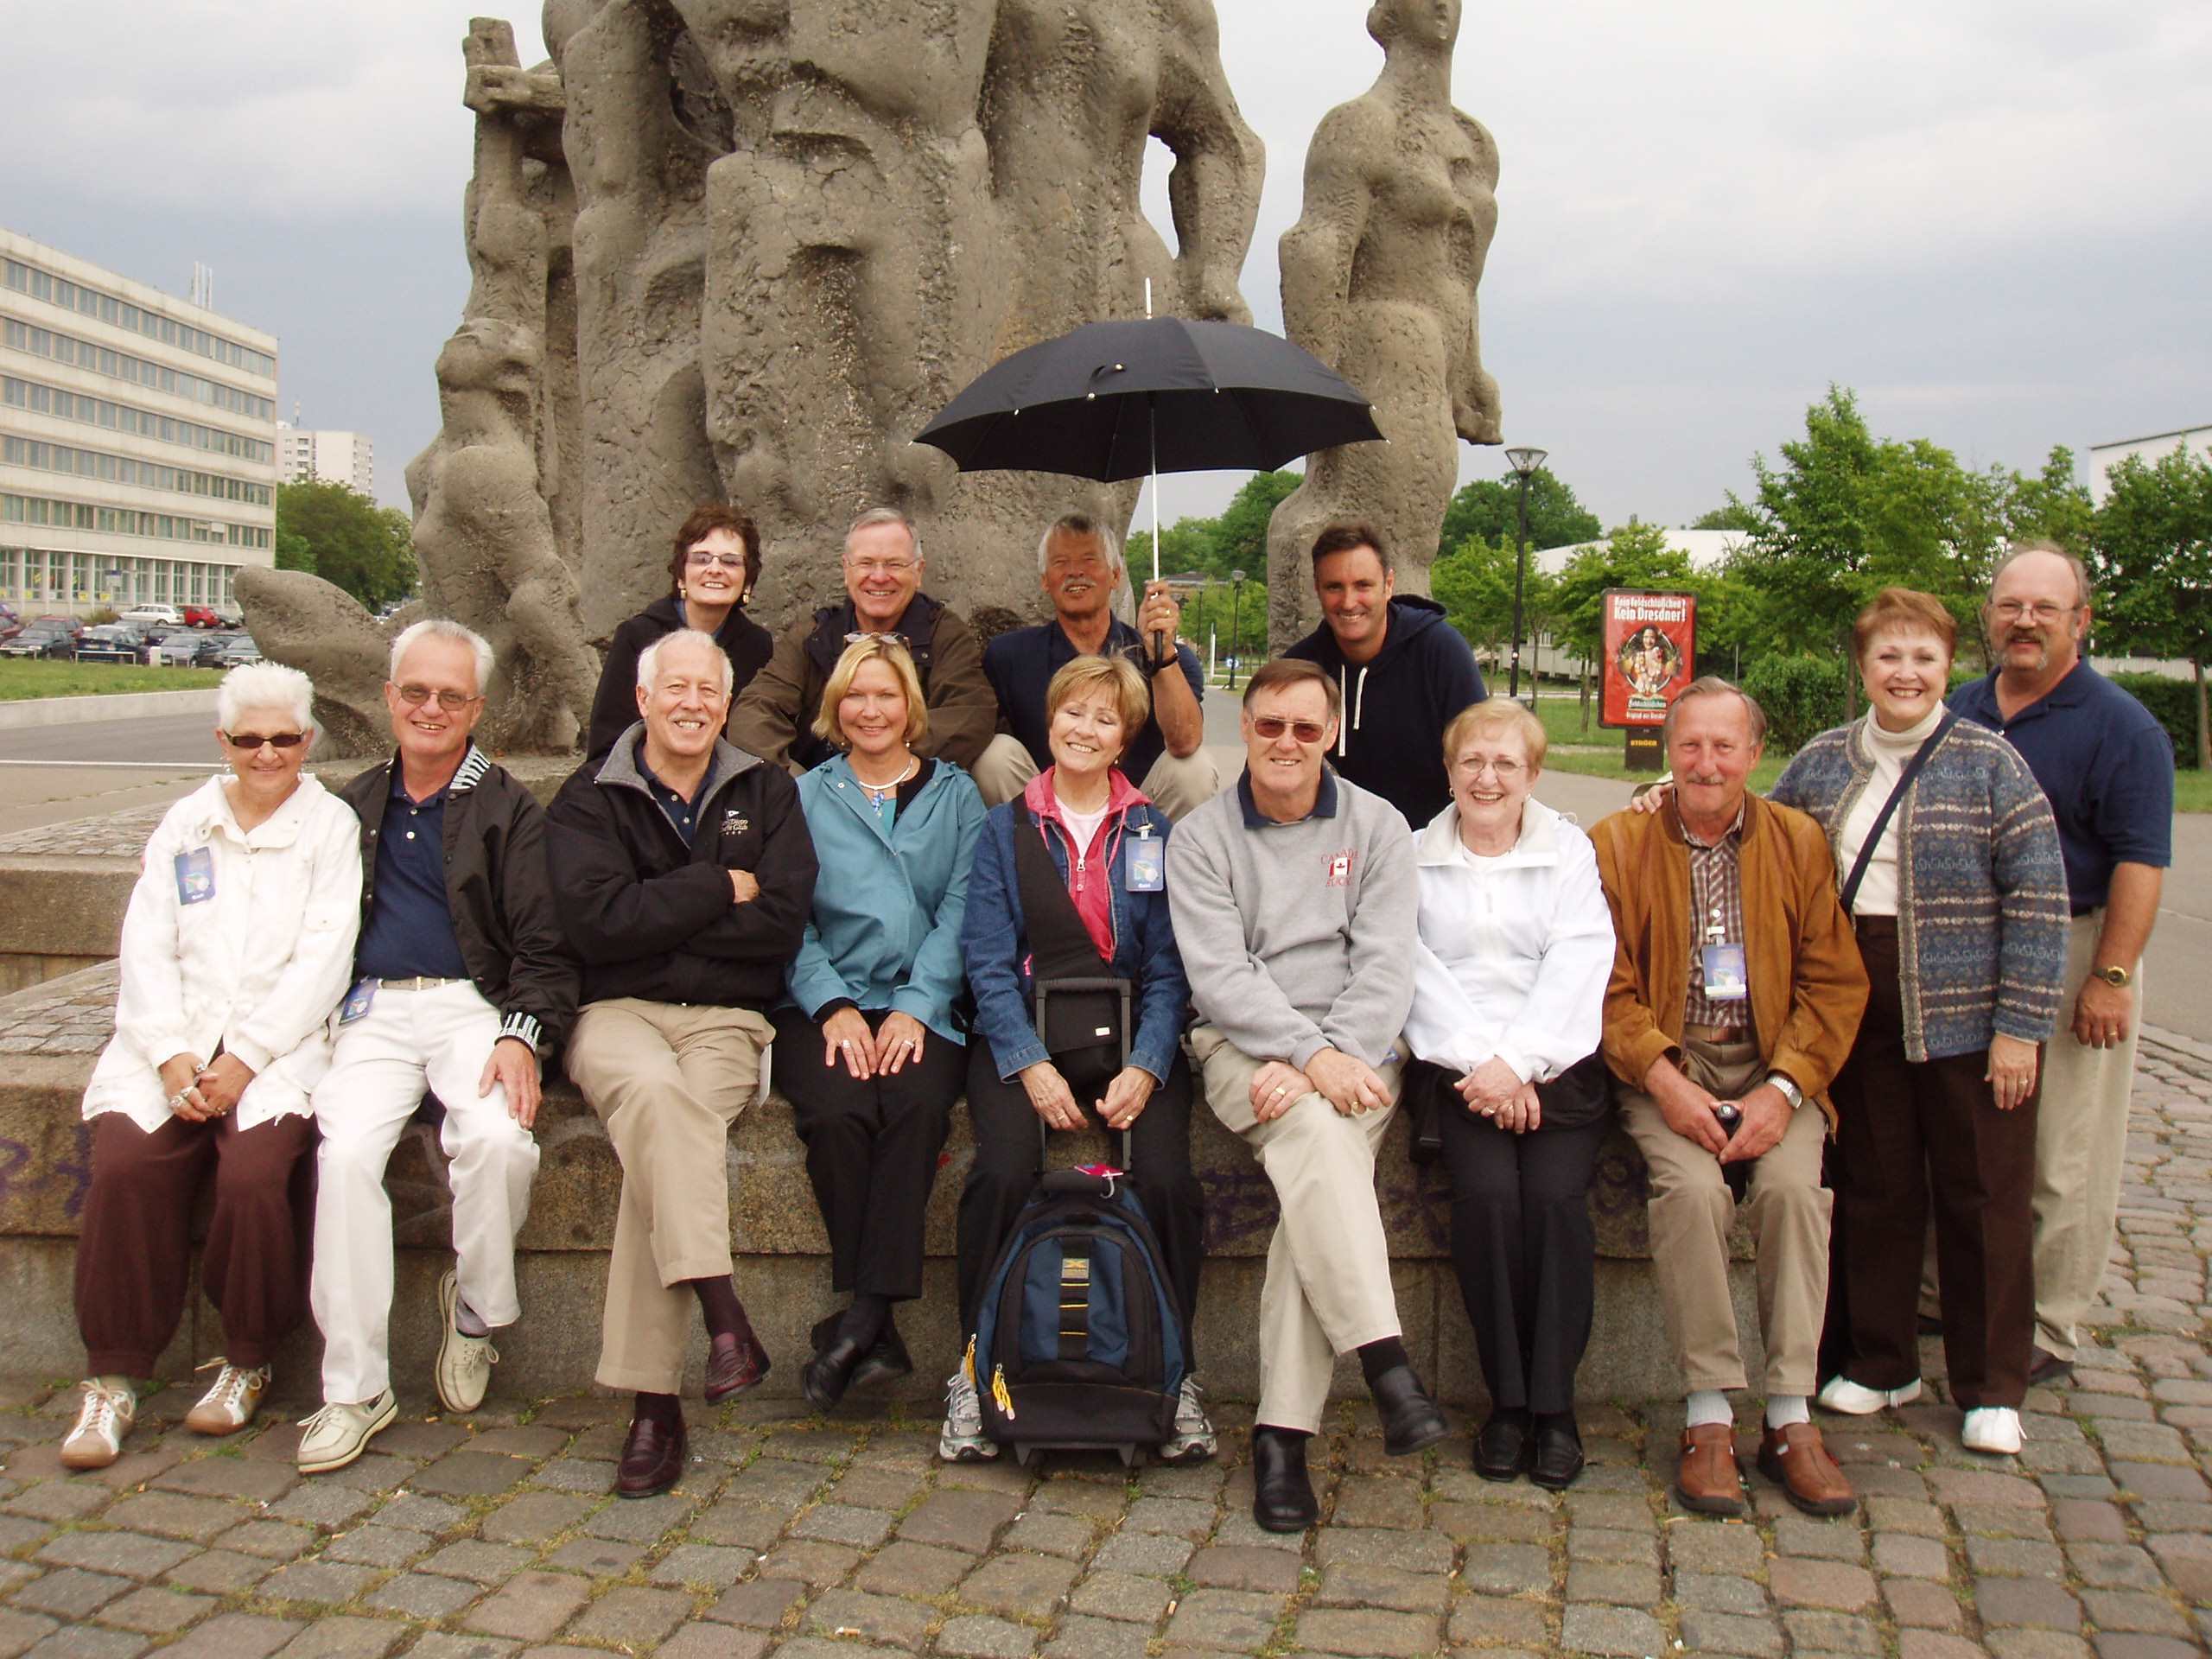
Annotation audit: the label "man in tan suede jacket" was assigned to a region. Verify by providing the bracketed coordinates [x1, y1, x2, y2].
[1591, 677, 1867, 1521]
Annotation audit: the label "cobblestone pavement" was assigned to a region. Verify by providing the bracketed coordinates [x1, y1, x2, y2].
[1, 1034, 2208, 1659]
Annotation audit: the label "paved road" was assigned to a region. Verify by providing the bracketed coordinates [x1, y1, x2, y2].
[0, 712, 219, 837]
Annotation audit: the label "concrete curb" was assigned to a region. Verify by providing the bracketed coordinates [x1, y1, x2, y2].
[0, 687, 219, 730]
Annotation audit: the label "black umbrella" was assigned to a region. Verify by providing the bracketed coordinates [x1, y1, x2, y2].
[915, 313, 1382, 584]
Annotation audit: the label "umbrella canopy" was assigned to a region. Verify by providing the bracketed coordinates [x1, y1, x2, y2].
[914, 317, 1382, 482]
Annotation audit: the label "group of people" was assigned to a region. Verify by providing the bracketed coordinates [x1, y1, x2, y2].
[56, 503, 2173, 1534]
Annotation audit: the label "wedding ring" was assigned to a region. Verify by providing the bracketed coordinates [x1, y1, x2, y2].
[168, 1093, 186, 1109]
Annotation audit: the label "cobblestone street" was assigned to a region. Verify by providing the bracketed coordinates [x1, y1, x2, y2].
[1, 1031, 2209, 1659]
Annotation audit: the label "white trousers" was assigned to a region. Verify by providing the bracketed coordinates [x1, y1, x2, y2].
[310, 980, 540, 1403]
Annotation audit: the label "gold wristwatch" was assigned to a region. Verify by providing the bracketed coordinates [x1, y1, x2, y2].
[2093, 963, 2133, 988]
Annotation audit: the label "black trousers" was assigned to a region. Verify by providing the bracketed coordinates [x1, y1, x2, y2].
[1435, 1074, 1605, 1417]
[957, 1041, 1204, 1344]
[1827, 918, 2037, 1407]
[771, 1007, 960, 1302]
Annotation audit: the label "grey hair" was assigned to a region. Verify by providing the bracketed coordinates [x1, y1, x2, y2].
[637, 627, 734, 696]
[1660, 675, 1768, 748]
[389, 618, 494, 696]
[1036, 512, 1128, 599]
[843, 505, 921, 563]
[217, 661, 315, 733]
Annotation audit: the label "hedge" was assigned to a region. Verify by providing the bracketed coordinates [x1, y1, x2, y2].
[2107, 672, 2202, 771]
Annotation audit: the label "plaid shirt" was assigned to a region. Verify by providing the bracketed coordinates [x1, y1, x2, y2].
[1682, 799, 1749, 1027]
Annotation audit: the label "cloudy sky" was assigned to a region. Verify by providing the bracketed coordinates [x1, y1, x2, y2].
[6, 0, 2207, 534]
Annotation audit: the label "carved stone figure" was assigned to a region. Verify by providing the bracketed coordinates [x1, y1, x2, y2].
[1264, 0, 1503, 646]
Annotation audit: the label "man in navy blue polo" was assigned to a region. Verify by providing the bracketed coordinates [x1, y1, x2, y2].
[1948, 541, 2175, 1381]
[971, 513, 1217, 819]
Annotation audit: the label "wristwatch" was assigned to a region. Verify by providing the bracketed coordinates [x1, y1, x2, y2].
[1764, 1072, 1805, 1111]
[2093, 963, 2133, 988]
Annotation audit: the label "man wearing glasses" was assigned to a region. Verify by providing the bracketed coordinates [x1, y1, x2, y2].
[1948, 543, 2174, 1382]
[729, 506, 996, 773]
[299, 620, 578, 1473]
[1167, 658, 1446, 1533]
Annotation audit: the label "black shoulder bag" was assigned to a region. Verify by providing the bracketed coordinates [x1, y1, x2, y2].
[1838, 712, 1956, 914]
[1012, 816, 1133, 1097]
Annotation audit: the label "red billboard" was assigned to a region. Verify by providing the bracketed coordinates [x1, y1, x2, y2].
[1600, 589, 1697, 728]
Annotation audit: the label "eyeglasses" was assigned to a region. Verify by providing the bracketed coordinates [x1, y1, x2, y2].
[1251, 715, 1329, 744]
[222, 731, 308, 750]
[685, 550, 747, 570]
[844, 631, 912, 649]
[1989, 600, 2075, 624]
[845, 558, 917, 578]
[394, 683, 480, 711]
[1455, 755, 1527, 781]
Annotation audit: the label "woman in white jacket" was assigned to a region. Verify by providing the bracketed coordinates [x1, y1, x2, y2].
[1405, 699, 1615, 1491]
[60, 662, 363, 1471]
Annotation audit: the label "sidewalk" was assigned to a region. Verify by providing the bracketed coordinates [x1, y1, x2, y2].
[0, 1039, 2205, 1657]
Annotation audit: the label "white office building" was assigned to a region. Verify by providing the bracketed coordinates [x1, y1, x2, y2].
[276, 422, 373, 497]
[0, 226, 278, 619]
[2088, 424, 2211, 504]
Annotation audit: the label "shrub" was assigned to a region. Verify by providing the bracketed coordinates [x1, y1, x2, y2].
[1740, 654, 1849, 753]
[2107, 671, 2202, 770]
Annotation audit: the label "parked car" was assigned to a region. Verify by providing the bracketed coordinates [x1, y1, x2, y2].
[180, 605, 222, 629]
[217, 638, 263, 666]
[1, 626, 69, 659]
[120, 604, 185, 629]
[191, 632, 241, 668]
[74, 626, 145, 666]
[145, 631, 203, 666]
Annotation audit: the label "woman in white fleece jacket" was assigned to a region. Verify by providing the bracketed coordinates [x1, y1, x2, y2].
[1405, 698, 1615, 1491]
[60, 662, 362, 1472]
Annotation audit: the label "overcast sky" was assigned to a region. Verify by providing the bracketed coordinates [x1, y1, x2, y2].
[6, 0, 2207, 536]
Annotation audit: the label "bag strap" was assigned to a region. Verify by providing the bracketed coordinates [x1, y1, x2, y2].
[1839, 712, 1956, 914]
[1013, 812, 1111, 983]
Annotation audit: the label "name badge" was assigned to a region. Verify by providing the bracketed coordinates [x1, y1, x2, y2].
[339, 976, 378, 1025]
[1700, 943, 1750, 1002]
[174, 847, 215, 906]
[1124, 835, 1165, 892]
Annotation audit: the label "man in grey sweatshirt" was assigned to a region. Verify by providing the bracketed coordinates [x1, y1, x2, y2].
[1166, 658, 1448, 1532]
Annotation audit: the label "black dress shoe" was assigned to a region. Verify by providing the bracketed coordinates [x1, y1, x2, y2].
[703, 1332, 771, 1403]
[615, 1413, 686, 1498]
[1529, 1413, 1586, 1491]
[1250, 1427, 1318, 1532]
[1474, 1409, 1533, 1481]
[1370, 1365, 1449, 1457]
[810, 1313, 912, 1390]
[803, 1336, 866, 1412]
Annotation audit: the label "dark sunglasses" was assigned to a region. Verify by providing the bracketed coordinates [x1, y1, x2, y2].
[1251, 715, 1328, 743]
[223, 731, 308, 750]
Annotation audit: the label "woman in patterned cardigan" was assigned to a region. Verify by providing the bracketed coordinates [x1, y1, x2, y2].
[1775, 588, 2068, 1456]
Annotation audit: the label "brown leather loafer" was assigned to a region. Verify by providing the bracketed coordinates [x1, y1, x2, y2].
[615, 1413, 686, 1499]
[1674, 1422, 1745, 1516]
[704, 1332, 771, 1403]
[1758, 1421, 1857, 1516]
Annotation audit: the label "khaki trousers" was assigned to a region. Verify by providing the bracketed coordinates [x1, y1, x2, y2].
[565, 997, 772, 1395]
[972, 733, 1221, 822]
[2032, 912, 2143, 1358]
[1192, 1024, 1404, 1433]
[1618, 1036, 1831, 1396]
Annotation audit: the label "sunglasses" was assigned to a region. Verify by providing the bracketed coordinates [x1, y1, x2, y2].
[394, 683, 480, 711]
[223, 731, 308, 750]
[1250, 715, 1328, 744]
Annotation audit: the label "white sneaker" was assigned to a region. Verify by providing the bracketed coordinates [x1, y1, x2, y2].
[184, 1360, 270, 1436]
[1962, 1406, 2024, 1455]
[939, 1367, 997, 1462]
[434, 1269, 497, 1414]
[297, 1389, 398, 1474]
[1816, 1375, 1922, 1415]
[60, 1379, 137, 1471]
[1157, 1376, 1218, 1465]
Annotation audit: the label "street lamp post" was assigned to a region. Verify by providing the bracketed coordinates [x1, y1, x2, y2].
[1227, 569, 1247, 690]
[1503, 445, 1548, 703]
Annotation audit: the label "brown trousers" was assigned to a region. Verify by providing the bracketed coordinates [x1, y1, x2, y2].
[75, 1110, 316, 1376]
[1829, 918, 2037, 1407]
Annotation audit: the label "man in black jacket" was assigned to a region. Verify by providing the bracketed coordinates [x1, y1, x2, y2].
[301, 620, 579, 1476]
[550, 628, 818, 1497]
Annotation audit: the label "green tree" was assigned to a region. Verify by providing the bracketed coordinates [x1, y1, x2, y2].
[274, 528, 315, 575]
[1207, 471, 1301, 578]
[2093, 445, 2212, 768]
[1439, 466, 1602, 559]
[275, 481, 416, 609]
[2005, 444, 2096, 554]
[1431, 534, 1517, 655]
[1179, 574, 1268, 676]
[1689, 500, 1762, 532]
[1125, 515, 1220, 582]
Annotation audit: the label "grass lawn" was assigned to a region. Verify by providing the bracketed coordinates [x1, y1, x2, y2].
[0, 658, 224, 701]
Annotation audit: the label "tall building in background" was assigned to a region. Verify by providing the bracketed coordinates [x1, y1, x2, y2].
[276, 420, 374, 497]
[0, 226, 278, 618]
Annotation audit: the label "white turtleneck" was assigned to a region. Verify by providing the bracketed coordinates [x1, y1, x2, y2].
[1837, 701, 1944, 917]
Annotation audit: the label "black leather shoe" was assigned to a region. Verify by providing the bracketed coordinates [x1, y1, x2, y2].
[615, 1413, 686, 1498]
[803, 1336, 866, 1412]
[1250, 1427, 1318, 1532]
[810, 1313, 912, 1390]
[1529, 1413, 1586, 1491]
[1474, 1409, 1533, 1481]
[1370, 1365, 1449, 1457]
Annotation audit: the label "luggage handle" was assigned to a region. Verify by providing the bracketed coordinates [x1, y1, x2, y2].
[1031, 976, 1135, 1171]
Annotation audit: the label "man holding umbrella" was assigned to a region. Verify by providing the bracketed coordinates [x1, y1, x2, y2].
[972, 512, 1218, 819]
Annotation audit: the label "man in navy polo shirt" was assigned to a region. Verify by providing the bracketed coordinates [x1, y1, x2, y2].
[971, 512, 1217, 819]
[1949, 541, 2175, 1380]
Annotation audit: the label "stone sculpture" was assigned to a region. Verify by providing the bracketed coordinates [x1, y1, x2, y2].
[1264, 0, 1503, 646]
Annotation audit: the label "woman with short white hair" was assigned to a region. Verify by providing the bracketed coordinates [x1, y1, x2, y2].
[60, 660, 364, 1471]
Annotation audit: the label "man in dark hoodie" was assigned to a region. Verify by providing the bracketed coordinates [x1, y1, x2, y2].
[1283, 522, 1487, 828]
[728, 506, 997, 773]
[550, 629, 818, 1497]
